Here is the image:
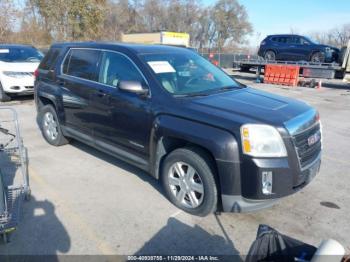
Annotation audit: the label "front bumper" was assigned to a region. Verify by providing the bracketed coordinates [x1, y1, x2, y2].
[324, 50, 339, 63]
[221, 153, 321, 212]
[0, 75, 35, 94]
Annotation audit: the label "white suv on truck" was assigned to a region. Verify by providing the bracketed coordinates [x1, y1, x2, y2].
[0, 44, 43, 102]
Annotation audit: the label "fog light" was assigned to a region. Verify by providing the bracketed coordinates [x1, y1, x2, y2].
[10, 86, 20, 90]
[262, 171, 273, 195]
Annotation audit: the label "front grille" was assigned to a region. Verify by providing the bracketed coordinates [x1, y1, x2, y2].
[292, 123, 321, 169]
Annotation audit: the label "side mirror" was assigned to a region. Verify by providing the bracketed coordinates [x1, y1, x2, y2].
[118, 80, 149, 95]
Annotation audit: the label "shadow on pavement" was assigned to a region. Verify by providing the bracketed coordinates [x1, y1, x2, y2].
[0, 147, 70, 256]
[0, 195, 70, 258]
[71, 140, 164, 195]
[0, 95, 34, 105]
[135, 217, 241, 259]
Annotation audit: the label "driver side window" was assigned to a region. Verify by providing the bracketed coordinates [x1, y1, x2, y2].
[98, 51, 144, 87]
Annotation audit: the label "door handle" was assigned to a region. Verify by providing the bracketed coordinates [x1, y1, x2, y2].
[96, 89, 107, 97]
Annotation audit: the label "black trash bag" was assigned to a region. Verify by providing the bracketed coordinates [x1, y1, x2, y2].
[245, 224, 317, 262]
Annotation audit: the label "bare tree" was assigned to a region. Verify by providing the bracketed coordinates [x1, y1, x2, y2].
[210, 0, 252, 50]
[0, 0, 17, 42]
[309, 23, 350, 48]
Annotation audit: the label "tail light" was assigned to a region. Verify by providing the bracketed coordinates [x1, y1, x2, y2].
[34, 69, 39, 80]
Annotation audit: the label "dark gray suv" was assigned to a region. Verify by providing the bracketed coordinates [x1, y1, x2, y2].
[258, 34, 339, 63]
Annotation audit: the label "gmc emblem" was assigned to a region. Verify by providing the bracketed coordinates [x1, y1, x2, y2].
[308, 132, 321, 146]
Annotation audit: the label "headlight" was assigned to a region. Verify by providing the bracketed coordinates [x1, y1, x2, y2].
[240, 124, 287, 157]
[325, 47, 332, 52]
[2, 71, 30, 78]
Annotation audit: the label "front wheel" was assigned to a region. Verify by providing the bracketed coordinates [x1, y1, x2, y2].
[161, 147, 218, 216]
[310, 52, 325, 63]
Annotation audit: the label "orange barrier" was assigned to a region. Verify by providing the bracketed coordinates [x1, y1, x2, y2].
[264, 65, 300, 86]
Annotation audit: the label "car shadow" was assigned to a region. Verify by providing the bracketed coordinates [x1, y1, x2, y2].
[134, 216, 242, 260]
[70, 140, 164, 196]
[0, 95, 34, 105]
[0, 196, 71, 259]
[0, 151, 70, 258]
[321, 82, 350, 90]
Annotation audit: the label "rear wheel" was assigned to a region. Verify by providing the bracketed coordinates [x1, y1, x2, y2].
[161, 147, 218, 216]
[264, 50, 276, 61]
[39, 105, 69, 146]
[310, 52, 325, 63]
[0, 82, 11, 102]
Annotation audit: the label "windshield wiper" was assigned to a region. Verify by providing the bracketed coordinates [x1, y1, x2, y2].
[174, 92, 210, 98]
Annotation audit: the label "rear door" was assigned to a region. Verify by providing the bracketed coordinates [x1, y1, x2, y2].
[272, 37, 289, 60]
[59, 48, 101, 138]
[36, 47, 61, 103]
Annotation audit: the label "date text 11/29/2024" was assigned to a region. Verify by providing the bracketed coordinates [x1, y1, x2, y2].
[127, 255, 220, 261]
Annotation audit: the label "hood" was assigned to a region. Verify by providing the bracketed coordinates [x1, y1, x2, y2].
[317, 44, 339, 52]
[187, 87, 312, 128]
[0, 61, 39, 73]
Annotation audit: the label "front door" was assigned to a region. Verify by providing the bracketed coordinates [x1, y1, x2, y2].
[91, 50, 153, 161]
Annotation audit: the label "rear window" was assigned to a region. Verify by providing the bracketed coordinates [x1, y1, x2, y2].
[62, 49, 101, 81]
[0, 47, 43, 63]
[39, 48, 60, 70]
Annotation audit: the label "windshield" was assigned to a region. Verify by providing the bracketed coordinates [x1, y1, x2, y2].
[140, 51, 242, 96]
[0, 47, 44, 63]
[304, 36, 318, 44]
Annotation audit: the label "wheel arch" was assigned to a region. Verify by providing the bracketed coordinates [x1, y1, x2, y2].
[36, 91, 66, 125]
[150, 115, 242, 198]
[264, 49, 277, 56]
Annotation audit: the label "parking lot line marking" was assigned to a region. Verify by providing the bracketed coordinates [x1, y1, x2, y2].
[323, 155, 350, 167]
[28, 166, 116, 254]
[170, 210, 183, 218]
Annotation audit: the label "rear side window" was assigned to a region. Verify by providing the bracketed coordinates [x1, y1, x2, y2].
[98, 51, 144, 87]
[271, 37, 287, 43]
[63, 49, 101, 81]
[39, 48, 60, 70]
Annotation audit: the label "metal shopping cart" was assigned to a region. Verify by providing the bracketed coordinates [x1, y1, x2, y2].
[0, 107, 30, 243]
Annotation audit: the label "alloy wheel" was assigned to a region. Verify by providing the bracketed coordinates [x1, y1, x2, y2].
[43, 112, 58, 141]
[264, 51, 276, 61]
[168, 161, 204, 209]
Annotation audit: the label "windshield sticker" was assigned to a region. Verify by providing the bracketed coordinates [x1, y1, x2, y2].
[147, 61, 176, 74]
[0, 49, 10, 54]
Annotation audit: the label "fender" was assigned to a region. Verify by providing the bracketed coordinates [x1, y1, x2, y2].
[36, 83, 66, 125]
[150, 114, 242, 196]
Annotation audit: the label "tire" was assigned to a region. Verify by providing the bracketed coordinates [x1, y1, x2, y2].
[39, 105, 69, 146]
[310, 52, 325, 63]
[264, 50, 276, 61]
[0, 82, 11, 102]
[161, 147, 218, 216]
